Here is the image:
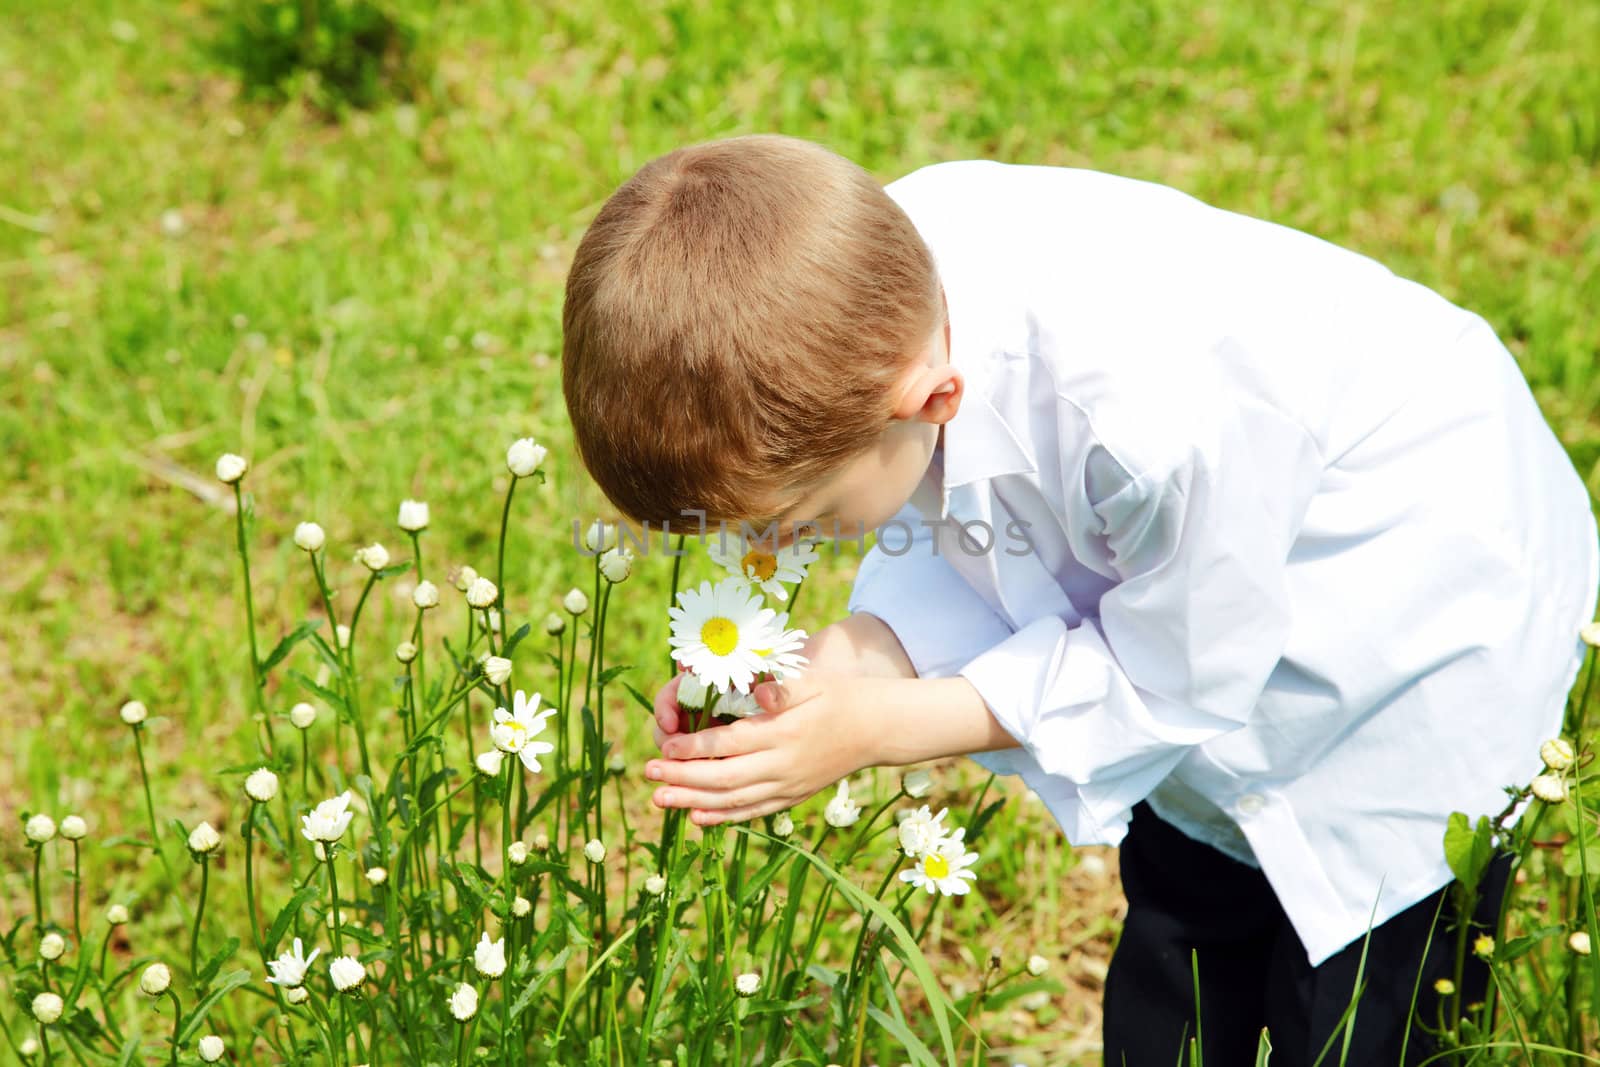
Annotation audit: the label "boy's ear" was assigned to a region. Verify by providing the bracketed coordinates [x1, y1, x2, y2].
[891, 365, 964, 426]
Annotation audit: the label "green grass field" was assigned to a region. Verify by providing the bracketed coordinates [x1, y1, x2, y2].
[3, 1, 1599, 1063]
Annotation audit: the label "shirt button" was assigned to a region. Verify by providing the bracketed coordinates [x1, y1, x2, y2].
[1236, 793, 1266, 816]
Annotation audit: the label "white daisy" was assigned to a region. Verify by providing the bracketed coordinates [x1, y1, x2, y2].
[266, 938, 320, 988]
[707, 537, 819, 601]
[823, 780, 861, 828]
[896, 805, 950, 859]
[667, 578, 783, 694]
[899, 826, 979, 896]
[754, 614, 809, 680]
[301, 791, 355, 843]
[490, 690, 557, 772]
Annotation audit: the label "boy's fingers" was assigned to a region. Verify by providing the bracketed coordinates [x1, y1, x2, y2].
[652, 780, 775, 813]
[659, 719, 767, 760]
[691, 797, 794, 827]
[646, 751, 776, 790]
[653, 674, 683, 735]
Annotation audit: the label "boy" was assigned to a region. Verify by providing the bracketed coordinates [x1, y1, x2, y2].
[560, 134, 1600, 1063]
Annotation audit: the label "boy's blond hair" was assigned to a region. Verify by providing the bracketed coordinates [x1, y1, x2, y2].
[562, 134, 942, 525]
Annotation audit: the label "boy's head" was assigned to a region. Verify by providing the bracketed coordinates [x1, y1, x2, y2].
[562, 134, 962, 538]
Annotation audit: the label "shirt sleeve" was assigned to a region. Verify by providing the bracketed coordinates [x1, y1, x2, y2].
[956, 407, 1322, 844]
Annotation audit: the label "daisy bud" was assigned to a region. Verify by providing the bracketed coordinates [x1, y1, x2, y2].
[511, 895, 531, 918]
[366, 867, 387, 887]
[336, 624, 351, 650]
[1474, 935, 1495, 959]
[772, 812, 794, 838]
[1582, 621, 1600, 648]
[562, 588, 588, 615]
[1531, 774, 1569, 804]
[356, 543, 390, 572]
[284, 986, 309, 1005]
[1571, 930, 1593, 956]
[508, 841, 529, 865]
[824, 781, 862, 828]
[395, 641, 418, 664]
[902, 769, 934, 799]
[120, 700, 148, 725]
[290, 702, 317, 729]
[140, 961, 172, 996]
[449, 982, 479, 1022]
[676, 673, 709, 711]
[607, 752, 626, 773]
[506, 437, 548, 478]
[107, 904, 130, 925]
[31, 992, 64, 1024]
[412, 580, 440, 609]
[532, 830, 549, 850]
[188, 821, 222, 856]
[19, 1037, 39, 1057]
[599, 547, 633, 584]
[293, 522, 326, 552]
[245, 767, 280, 803]
[474, 932, 507, 978]
[475, 750, 505, 776]
[544, 612, 566, 635]
[735, 972, 760, 997]
[397, 499, 429, 532]
[584, 520, 615, 553]
[453, 565, 479, 592]
[584, 839, 606, 864]
[482, 655, 512, 686]
[1433, 977, 1455, 996]
[59, 815, 88, 840]
[466, 576, 498, 609]
[329, 955, 366, 991]
[1541, 738, 1576, 772]
[1027, 954, 1049, 976]
[39, 932, 66, 961]
[486, 609, 502, 633]
[644, 874, 667, 896]
[25, 814, 56, 843]
[198, 1035, 225, 1062]
[215, 453, 248, 484]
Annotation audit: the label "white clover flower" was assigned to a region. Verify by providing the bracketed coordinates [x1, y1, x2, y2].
[1572, 930, 1593, 956]
[395, 641, 417, 664]
[107, 904, 130, 926]
[772, 812, 795, 838]
[449, 982, 479, 1021]
[119, 699, 148, 725]
[329, 955, 366, 991]
[245, 767, 279, 803]
[356, 543, 390, 572]
[511, 895, 531, 918]
[899, 827, 980, 896]
[490, 690, 557, 772]
[25, 814, 57, 843]
[466, 576, 499, 609]
[599, 547, 634, 584]
[188, 821, 222, 856]
[59, 815, 87, 840]
[668, 579, 785, 694]
[584, 520, 615, 553]
[897, 805, 950, 859]
[215, 453, 248, 484]
[1583, 621, 1600, 648]
[336, 624, 351, 649]
[31, 992, 63, 1024]
[1027, 954, 1050, 976]
[453, 565, 479, 593]
[506, 438, 548, 478]
[1532, 774, 1569, 804]
[290, 702, 317, 729]
[644, 874, 667, 896]
[140, 962, 172, 995]
[508, 841, 529, 866]
[412, 580, 440, 609]
[482, 655, 512, 686]
[1542, 738, 1576, 772]
[734, 972, 761, 997]
[284, 986, 309, 1005]
[474, 932, 506, 978]
[676, 672, 710, 711]
[397, 499, 429, 532]
[902, 769, 934, 799]
[475, 749, 505, 777]
[366, 867, 387, 887]
[544, 612, 566, 635]
[708, 537, 819, 601]
[584, 839, 607, 864]
[39, 932, 66, 961]
[197, 1035, 225, 1062]
[293, 522, 326, 552]
[823, 780, 861, 828]
[266, 938, 319, 988]
[301, 792, 355, 843]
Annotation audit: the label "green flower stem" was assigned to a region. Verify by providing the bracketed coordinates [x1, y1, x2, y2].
[343, 572, 378, 781]
[163, 989, 182, 1067]
[841, 860, 903, 1026]
[500, 760, 516, 1067]
[230, 482, 272, 753]
[70, 841, 81, 948]
[494, 477, 516, 622]
[243, 806, 267, 960]
[130, 724, 172, 879]
[409, 531, 428, 703]
[31, 844, 45, 931]
[190, 854, 210, 983]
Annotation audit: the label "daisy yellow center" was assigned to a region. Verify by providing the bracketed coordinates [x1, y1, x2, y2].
[741, 550, 779, 582]
[701, 617, 739, 656]
[501, 721, 526, 749]
[921, 853, 950, 879]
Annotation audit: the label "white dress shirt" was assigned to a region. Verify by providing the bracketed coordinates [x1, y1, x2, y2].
[847, 161, 1600, 965]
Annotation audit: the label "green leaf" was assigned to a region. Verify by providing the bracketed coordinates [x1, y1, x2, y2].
[1442, 812, 1494, 890]
[624, 682, 656, 715]
[597, 663, 633, 687]
[264, 885, 321, 957]
[195, 936, 240, 988]
[260, 620, 322, 675]
[1255, 1028, 1272, 1067]
[501, 622, 534, 659]
[375, 560, 414, 580]
[177, 968, 251, 1044]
